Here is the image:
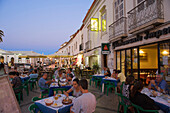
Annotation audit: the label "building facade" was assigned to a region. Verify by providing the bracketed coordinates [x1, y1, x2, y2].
[56, 0, 170, 78]
[109, 0, 170, 80]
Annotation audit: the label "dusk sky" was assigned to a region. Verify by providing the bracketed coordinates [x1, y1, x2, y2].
[0, 0, 93, 55]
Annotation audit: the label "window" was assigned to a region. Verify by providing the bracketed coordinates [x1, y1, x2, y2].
[100, 6, 107, 33]
[72, 46, 73, 53]
[114, 0, 124, 21]
[159, 41, 170, 79]
[76, 42, 77, 49]
[126, 49, 132, 76]
[81, 35, 83, 43]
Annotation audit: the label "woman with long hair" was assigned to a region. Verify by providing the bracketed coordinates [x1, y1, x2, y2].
[130, 81, 159, 113]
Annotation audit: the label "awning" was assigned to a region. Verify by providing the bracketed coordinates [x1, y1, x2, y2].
[47, 53, 73, 58]
[19, 55, 47, 58]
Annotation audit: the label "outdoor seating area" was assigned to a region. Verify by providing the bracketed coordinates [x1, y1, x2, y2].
[6, 65, 169, 113]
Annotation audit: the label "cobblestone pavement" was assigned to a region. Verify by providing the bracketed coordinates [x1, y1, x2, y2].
[20, 80, 118, 113]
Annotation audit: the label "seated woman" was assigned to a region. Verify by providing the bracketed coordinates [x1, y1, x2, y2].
[130, 81, 160, 113]
[122, 75, 134, 99]
[64, 78, 82, 97]
[111, 69, 118, 78]
[67, 73, 75, 85]
[121, 75, 135, 112]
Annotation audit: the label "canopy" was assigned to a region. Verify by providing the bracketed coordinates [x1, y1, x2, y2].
[19, 55, 47, 58]
[47, 53, 73, 58]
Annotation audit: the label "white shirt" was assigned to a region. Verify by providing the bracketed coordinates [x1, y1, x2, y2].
[71, 92, 96, 113]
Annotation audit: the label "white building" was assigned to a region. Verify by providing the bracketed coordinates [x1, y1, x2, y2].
[56, 0, 170, 77]
[0, 49, 44, 66]
[56, 0, 114, 72]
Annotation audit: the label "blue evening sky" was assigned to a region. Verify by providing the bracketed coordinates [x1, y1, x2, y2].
[0, 0, 93, 55]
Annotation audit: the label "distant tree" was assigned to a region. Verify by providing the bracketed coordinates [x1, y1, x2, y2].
[0, 30, 4, 42]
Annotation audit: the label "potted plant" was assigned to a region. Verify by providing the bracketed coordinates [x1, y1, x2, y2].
[92, 62, 100, 74]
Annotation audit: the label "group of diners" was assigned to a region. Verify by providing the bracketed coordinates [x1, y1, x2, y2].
[8, 68, 38, 100]
[120, 73, 169, 113]
[38, 67, 96, 113]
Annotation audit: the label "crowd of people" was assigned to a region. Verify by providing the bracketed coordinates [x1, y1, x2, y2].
[38, 67, 96, 113]
[0, 54, 169, 113]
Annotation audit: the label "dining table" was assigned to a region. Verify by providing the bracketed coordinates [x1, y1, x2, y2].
[92, 74, 105, 81]
[101, 77, 118, 93]
[35, 94, 75, 113]
[19, 75, 30, 83]
[49, 82, 72, 97]
[141, 88, 170, 113]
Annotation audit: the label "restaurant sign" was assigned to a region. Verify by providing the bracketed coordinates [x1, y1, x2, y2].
[101, 43, 110, 54]
[112, 26, 170, 49]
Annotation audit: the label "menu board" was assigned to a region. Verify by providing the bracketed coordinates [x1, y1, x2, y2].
[0, 75, 21, 113]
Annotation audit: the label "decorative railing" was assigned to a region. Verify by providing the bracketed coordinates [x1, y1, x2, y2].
[128, 0, 164, 32]
[109, 17, 127, 39]
[79, 43, 84, 51]
[85, 41, 91, 50]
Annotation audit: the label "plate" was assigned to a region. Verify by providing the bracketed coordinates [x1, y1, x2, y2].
[62, 99, 72, 105]
[51, 103, 63, 108]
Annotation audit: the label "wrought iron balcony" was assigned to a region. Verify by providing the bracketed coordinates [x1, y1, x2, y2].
[128, 0, 164, 33]
[109, 17, 127, 40]
[85, 40, 91, 50]
[79, 43, 84, 51]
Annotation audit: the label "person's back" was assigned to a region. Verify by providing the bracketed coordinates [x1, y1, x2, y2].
[38, 77, 48, 90]
[12, 76, 22, 93]
[72, 92, 96, 113]
[130, 92, 159, 113]
[118, 72, 126, 82]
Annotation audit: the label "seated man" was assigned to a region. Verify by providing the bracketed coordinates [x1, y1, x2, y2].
[38, 73, 54, 94]
[10, 72, 22, 94]
[117, 70, 126, 83]
[104, 67, 111, 77]
[148, 73, 169, 93]
[29, 69, 38, 80]
[70, 79, 96, 113]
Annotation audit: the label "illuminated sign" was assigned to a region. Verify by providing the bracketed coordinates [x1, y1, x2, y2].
[91, 18, 99, 31]
[101, 43, 110, 54]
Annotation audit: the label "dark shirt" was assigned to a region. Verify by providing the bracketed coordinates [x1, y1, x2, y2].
[0, 62, 5, 75]
[130, 92, 159, 113]
[11, 76, 22, 93]
[105, 70, 111, 77]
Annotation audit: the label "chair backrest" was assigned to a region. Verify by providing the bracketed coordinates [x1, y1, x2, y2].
[28, 104, 38, 113]
[32, 97, 41, 102]
[29, 78, 37, 82]
[131, 103, 159, 113]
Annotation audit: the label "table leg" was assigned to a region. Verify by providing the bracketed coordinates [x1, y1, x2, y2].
[102, 83, 104, 93]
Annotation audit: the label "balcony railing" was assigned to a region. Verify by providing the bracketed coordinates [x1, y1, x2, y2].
[109, 17, 127, 40]
[79, 43, 84, 51]
[85, 40, 91, 50]
[128, 0, 164, 33]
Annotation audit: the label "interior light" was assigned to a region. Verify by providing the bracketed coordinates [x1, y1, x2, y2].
[139, 50, 144, 54]
[162, 50, 168, 55]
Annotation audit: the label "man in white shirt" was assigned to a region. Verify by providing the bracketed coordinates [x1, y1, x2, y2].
[70, 79, 96, 113]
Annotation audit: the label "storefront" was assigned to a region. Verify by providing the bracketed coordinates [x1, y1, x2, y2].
[113, 24, 170, 81]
